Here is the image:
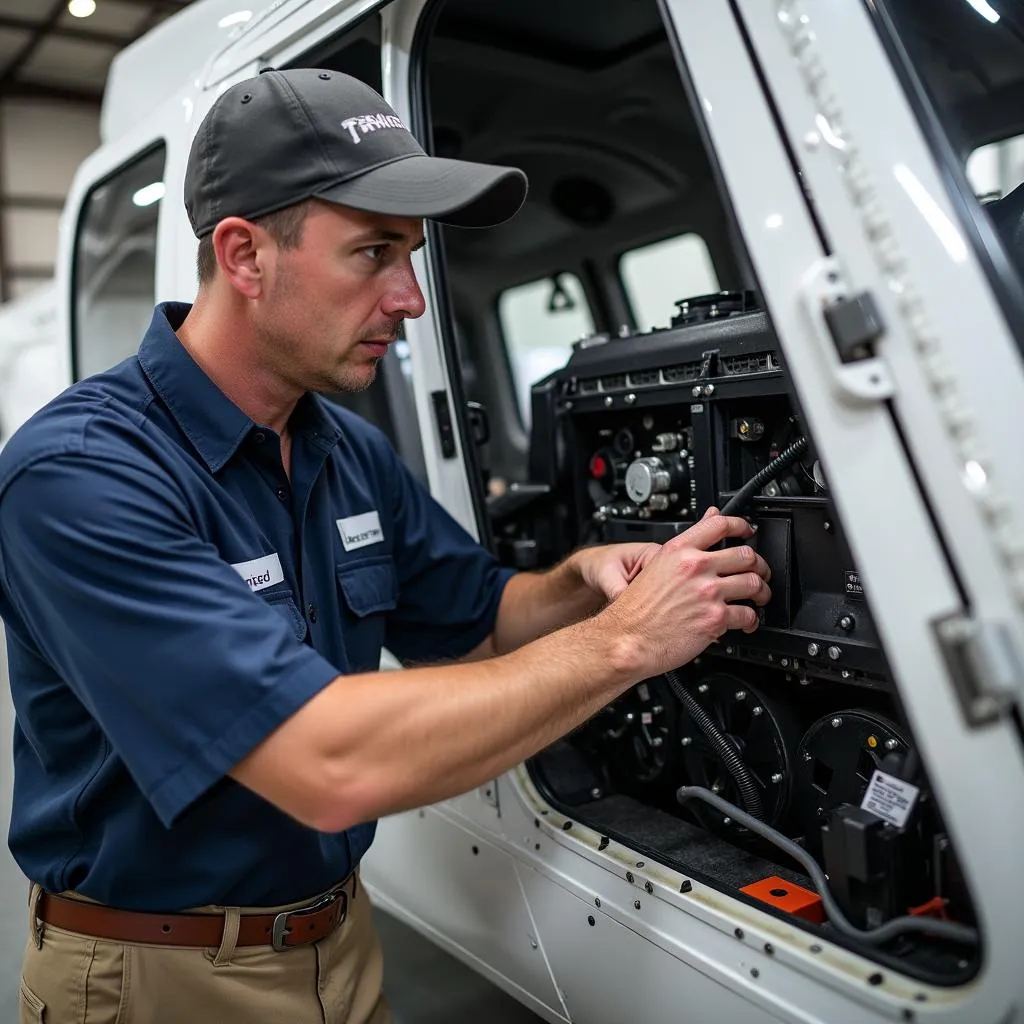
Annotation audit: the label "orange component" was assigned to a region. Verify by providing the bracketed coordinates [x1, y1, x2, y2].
[908, 896, 949, 920]
[740, 875, 826, 924]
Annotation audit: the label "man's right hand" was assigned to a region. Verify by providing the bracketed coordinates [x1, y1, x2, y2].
[596, 507, 772, 682]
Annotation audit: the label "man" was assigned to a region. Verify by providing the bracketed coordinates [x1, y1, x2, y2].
[0, 69, 770, 1023]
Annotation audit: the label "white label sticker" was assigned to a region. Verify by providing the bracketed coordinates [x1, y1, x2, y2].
[231, 552, 284, 593]
[861, 770, 920, 828]
[337, 511, 384, 552]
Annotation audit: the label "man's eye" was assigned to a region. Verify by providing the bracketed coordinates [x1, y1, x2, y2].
[362, 245, 387, 262]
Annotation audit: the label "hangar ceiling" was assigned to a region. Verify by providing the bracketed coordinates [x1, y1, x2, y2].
[0, 0, 196, 301]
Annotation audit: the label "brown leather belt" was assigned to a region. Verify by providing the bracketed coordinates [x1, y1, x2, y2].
[36, 876, 353, 952]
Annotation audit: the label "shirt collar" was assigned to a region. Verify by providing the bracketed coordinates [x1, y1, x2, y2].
[138, 302, 341, 473]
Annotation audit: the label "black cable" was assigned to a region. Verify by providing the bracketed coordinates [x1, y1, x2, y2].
[676, 786, 979, 947]
[666, 671, 764, 820]
[721, 436, 809, 515]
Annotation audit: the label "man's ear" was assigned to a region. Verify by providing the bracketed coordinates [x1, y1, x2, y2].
[211, 217, 267, 299]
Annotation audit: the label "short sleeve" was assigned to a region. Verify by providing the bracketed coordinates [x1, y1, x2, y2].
[382, 448, 515, 664]
[0, 454, 340, 827]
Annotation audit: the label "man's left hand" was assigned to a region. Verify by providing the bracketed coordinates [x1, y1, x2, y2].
[573, 543, 662, 604]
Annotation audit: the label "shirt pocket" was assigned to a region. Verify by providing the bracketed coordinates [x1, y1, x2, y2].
[261, 588, 308, 642]
[336, 555, 397, 672]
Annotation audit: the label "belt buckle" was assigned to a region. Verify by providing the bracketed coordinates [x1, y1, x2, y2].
[271, 888, 346, 952]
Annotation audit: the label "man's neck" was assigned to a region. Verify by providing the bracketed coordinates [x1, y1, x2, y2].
[175, 292, 300, 438]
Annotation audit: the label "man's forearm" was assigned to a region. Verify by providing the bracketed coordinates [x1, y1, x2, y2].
[488, 551, 604, 655]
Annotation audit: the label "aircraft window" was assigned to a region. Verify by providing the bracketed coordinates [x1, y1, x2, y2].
[967, 132, 1024, 201]
[497, 273, 594, 425]
[72, 145, 165, 381]
[873, 0, 1024, 349]
[620, 233, 719, 333]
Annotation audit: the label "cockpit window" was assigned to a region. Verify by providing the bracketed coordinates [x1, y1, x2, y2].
[497, 273, 594, 425]
[620, 233, 719, 333]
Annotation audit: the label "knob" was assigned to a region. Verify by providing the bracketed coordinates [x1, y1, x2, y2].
[625, 457, 672, 504]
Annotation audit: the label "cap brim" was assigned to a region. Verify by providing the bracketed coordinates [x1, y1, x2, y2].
[315, 154, 527, 228]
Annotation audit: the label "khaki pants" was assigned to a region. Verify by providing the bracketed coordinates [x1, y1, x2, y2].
[19, 877, 392, 1024]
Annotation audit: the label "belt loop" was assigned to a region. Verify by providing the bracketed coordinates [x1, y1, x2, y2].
[27, 883, 43, 949]
[212, 907, 241, 966]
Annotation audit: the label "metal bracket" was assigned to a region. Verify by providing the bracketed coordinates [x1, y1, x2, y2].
[480, 780, 500, 815]
[799, 257, 894, 403]
[933, 612, 1021, 727]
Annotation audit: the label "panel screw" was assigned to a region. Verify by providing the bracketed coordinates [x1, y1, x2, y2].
[698, 683, 709, 693]
[595, 898, 601, 907]
[734, 928, 745, 939]
[633, 900, 642, 910]
[626, 871, 634, 884]
[625, 393, 637, 404]
[831, 717, 843, 728]
[803, 752, 812, 761]
[752, 706, 764, 716]
[841, 670, 852, 679]
[827, 646, 841, 661]
[681, 736, 693, 746]
[807, 643, 820, 657]
[780, 658, 789, 667]
[764, 943, 775, 955]
[823, 520, 832, 531]
[703, 384, 715, 397]
[751, 968, 760, 979]
[530, 938, 538, 949]
[771, 772, 784, 784]
[725, 646, 734, 654]
[587, 916, 596, 926]
[885, 739, 899, 751]
[810, 944, 822, 954]
[691, 386, 703, 398]
[604, 396, 614, 407]
[839, 615, 854, 631]
[680, 880, 693, 893]
[722, 816, 732, 826]
[734, 690, 747, 701]
[636, 861, 645, 868]
[591, 787, 603, 799]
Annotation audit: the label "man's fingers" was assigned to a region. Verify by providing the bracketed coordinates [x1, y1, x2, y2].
[708, 545, 771, 581]
[701, 505, 720, 521]
[725, 604, 761, 634]
[718, 574, 772, 607]
[671, 513, 755, 551]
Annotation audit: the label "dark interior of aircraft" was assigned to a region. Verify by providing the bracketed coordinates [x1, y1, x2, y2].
[300, 0, 1024, 990]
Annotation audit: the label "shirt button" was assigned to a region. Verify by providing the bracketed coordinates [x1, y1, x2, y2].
[307, 603, 318, 624]
[253, 431, 266, 444]
[276, 487, 288, 501]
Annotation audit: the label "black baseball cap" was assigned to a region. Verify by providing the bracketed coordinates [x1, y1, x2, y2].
[184, 67, 528, 237]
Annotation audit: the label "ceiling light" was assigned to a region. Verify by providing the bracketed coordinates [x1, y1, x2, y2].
[67, 0, 96, 17]
[218, 10, 252, 28]
[132, 182, 165, 207]
[964, 0, 1000, 22]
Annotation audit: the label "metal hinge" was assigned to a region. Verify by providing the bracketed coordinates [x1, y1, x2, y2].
[799, 257, 894, 403]
[933, 612, 1021, 726]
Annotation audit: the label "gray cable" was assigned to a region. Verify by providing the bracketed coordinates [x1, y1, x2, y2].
[676, 786, 979, 947]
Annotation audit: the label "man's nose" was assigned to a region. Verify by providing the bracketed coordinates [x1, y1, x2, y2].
[383, 266, 426, 321]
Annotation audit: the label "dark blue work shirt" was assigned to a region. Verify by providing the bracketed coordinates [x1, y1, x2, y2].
[0, 302, 514, 912]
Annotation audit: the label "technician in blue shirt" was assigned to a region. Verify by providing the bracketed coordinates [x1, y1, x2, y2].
[0, 70, 770, 1024]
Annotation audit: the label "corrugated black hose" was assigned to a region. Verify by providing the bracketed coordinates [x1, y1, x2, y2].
[720, 436, 809, 515]
[664, 669, 764, 820]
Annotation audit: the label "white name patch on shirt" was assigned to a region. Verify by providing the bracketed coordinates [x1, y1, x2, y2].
[337, 511, 384, 551]
[231, 553, 284, 592]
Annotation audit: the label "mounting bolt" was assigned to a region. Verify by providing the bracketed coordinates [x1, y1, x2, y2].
[595, 898, 601, 908]
[691, 386, 703, 398]
[625, 393, 637, 404]
[839, 615, 854, 631]
[831, 716, 843, 728]
[698, 683, 709, 694]
[771, 772, 784, 784]
[807, 643, 820, 657]
[803, 752, 812, 762]
[885, 738, 899, 751]
[823, 520, 832, 531]
[681, 736, 693, 746]
[645, 881, 654, 894]
[752, 706, 764, 716]
[530, 937, 538, 949]
[722, 816, 732, 826]
[703, 384, 715, 397]
[734, 690, 747, 701]
[780, 658, 789, 667]
[634, 900, 642, 910]
[841, 670, 852, 679]
[650, 736, 663, 747]
[827, 646, 842, 661]
[626, 871, 634, 884]
[652, 705, 664, 715]
[591, 787, 603, 799]
[604, 396, 614, 407]
[725, 646, 734, 654]
[711, 781, 722, 794]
